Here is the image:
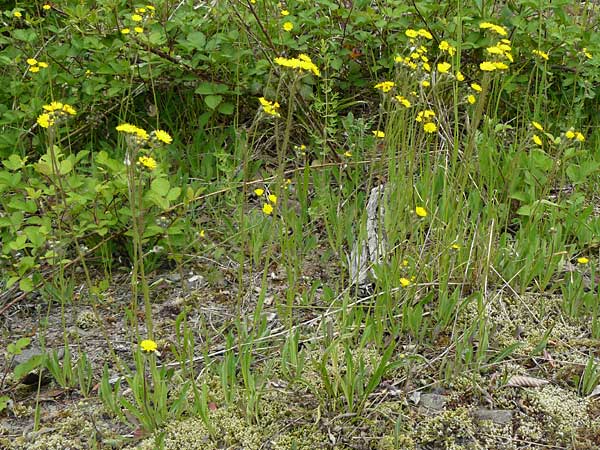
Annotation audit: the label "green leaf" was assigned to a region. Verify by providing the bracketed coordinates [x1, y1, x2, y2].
[19, 277, 34, 292]
[204, 95, 223, 110]
[13, 354, 45, 380]
[194, 82, 228, 95]
[0, 395, 10, 413]
[186, 31, 206, 50]
[151, 178, 170, 197]
[218, 102, 235, 115]
[7, 337, 31, 355]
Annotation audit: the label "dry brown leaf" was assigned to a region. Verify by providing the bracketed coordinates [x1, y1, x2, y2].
[505, 375, 550, 388]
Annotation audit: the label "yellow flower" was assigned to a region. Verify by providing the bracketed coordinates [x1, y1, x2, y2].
[451, 244, 461, 250]
[437, 62, 451, 73]
[480, 61, 496, 71]
[138, 155, 158, 170]
[116, 123, 148, 140]
[421, 80, 430, 87]
[374, 81, 395, 92]
[575, 132, 585, 142]
[140, 339, 158, 353]
[416, 110, 435, 122]
[415, 206, 427, 217]
[395, 95, 411, 108]
[402, 259, 409, 266]
[282, 21, 293, 32]
[43, 4, 51, 10]
[37, 113, 54, 128]
[254, 188, 264, 196]
[565, 130, 575, 139]
[400, 278, 411, 287]
[38, 62, 48, 68]
[531, 121, 544, 132]
[405, 29, 418, 38]
[417, 28, 433, 39]
[471, 82, 482, 92]
[268, 194, 277, 204]
[532, 49, 549, 60]
[262, 203, 274, 215]
[258, 97, 281, 117]
[121, 28, 131, 34]
[343, 151, 352, 157]
[493, 61, 509, 70]
[577, 257, 589, 265]
[372, 130, 385, 138]
[422, 62, 431, 72]
[152, 129, 172, 144]
[582, 48, 592, 59]
[533, 135, 542, 146]
[199, 229, 205, 238]
[467, 94, 476, 104]
[423, 122, 437, 133]
[479, 22, 508, 36]
[281, 9, 290, 16]
[274, 55, 320, 77]
[134, 27, 144, 33]
[131, 14, 143, 22]
[456, 71, 465, 81]
[13, 11, 22, 18]
[29, 66, 40, 73]
[26, 58, 38, 66]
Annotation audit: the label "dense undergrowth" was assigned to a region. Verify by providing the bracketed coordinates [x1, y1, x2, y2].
[1, 0, 600, 449]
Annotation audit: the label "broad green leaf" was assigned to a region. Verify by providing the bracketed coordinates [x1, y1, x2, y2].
[151, 178, 170, 197]
[204, 95, 222, 110]
[13, 354, 45, 380]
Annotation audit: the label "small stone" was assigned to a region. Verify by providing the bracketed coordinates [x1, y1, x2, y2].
[419, 393, 447, 411]
[473, 408, 513, 425]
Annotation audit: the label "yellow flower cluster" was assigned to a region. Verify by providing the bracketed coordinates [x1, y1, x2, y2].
[121, 4, 155, 35]
[36, 102, 77, 128]
[374, 81, 395, 92]
[479, 22, 508, 36]
[258, 97, 281, 117]
[395, 95, 411, 108]
[274, 54, 320, 77]
[532, 49, 549, 61]
[416, 110, 437, 133]
[405, 28, 433, 40]
[565, 129, 585, 142]
[439, 40, 456, 56]
[254, 189, 278, 215]
[138, 155, 158, 170]
[396, 44, 431, 72]
[478, 23, 512, 72]
[26, 58, 49, 74]
[116, 123, 149, 141]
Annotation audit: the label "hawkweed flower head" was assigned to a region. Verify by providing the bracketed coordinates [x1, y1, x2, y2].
[281, 9, 290, 16]
[399, 278, 411, 287]
[531, 121, 544, 132]
[439, 40, 456, 56]
[372, 130, 385, 138]
[467, 94, 476, 104]
[455, 71, 465, 81]
[374, 81, 395, 93]
[140, 339, 158, 353]
[437, 62, 451, 73]
[479, 21, 508, 36]
[416, 110, 435, 122]
[532, 49, 549, 60]
[581, 48, 592, 59]
[267, 194, 277, 204]
[262, 203, 274, 215]
[116, 123, 149, 147]
[395, 95, 411, 108]
[151, 129, 173, 145]
[471, 82, 482, 92]
[415, 206, 427, 217]
[254, 188, 264, 196]
[258, 97, 281, 117]
[37, 102, 77, 129]
[532, 135, 542, 146]
[283, 21, 293, 32]
[274, 54, 320, 77]
[423, 122, 437, 133]
[138, 155, 158, 171]
[577, 257, 589, 265]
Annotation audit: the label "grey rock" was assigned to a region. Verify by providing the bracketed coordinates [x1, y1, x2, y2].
[419, 393, 447, 411]
[472, 408, 513, 425]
